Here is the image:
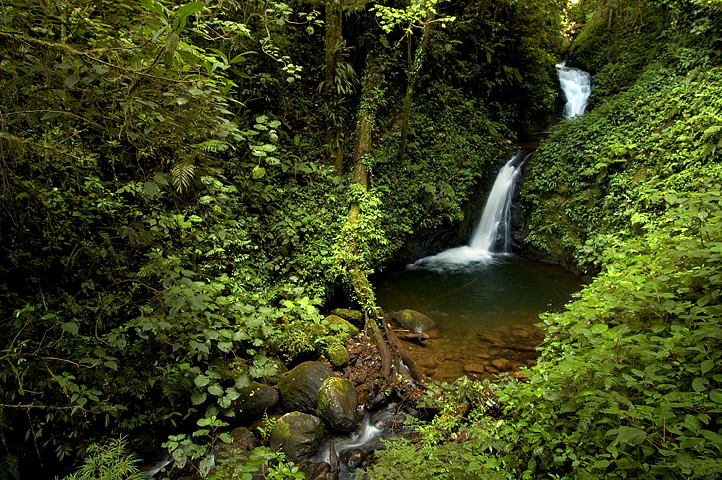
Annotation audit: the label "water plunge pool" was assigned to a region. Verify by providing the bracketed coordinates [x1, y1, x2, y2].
[375, 255, 583, 382]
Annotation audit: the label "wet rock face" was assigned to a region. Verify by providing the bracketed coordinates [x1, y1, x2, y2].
[278, 361, 334, 414]
[269, 412, 325, 462]
[340, 448, 367, 469]
[316, 377, 359, 432]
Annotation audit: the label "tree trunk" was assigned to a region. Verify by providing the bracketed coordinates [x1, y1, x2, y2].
[325, 0, 344, 175]
[398, 15, 434, 165]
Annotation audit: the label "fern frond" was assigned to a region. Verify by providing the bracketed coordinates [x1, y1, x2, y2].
[171, 159, 196, 193]
[196, 140, 231, 152]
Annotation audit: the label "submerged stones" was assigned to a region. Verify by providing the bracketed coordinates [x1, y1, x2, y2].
[391, 309, 439, 337]
[278, 361, 334, 414]
[316, 377, 359, 432]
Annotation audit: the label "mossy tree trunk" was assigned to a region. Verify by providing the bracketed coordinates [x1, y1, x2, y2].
[325, 0, 344, 175]
[398, 14, 434, 165]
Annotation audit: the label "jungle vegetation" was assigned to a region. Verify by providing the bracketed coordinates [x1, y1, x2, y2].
[0, 0, 720, 478]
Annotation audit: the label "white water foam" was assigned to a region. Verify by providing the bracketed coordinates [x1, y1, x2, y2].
[410, 152, 526, 269]
[556, 63, 592, 118]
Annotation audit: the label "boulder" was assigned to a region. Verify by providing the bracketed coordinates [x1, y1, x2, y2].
[330, 308, 364, 325]
[269, 412, 325, 462]
[391, 310, 437, 334]
[214, 427, 257, 462]
[324, 343, 349, 367]
[230, 382, 279, 422]
[339, 448, 367, 469]
[278, 361, 334, 414]
[324, 314, 360, 337]
[316, 377, 359, 432]
[298, 461, 331, 480]
[492, 358, 513, 372]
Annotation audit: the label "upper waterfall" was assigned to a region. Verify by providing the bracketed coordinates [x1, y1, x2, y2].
[410, 151, 526, 268]
[557, 63, 592, 118]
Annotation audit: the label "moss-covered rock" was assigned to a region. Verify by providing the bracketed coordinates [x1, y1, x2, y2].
[277, 361, 334, 414]
[316, 377, 359, 432]
[324, 343, 349, 367]
[391, 309, 437, 333]
[268, 412, 325, 462]
[324, 314, 360, 337]
[330, 308, 363, 325]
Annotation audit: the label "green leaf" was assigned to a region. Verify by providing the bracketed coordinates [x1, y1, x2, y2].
[252, 166, 266, 179]
[693, 377, 709, 393]
[62, 322, 79, 336]
[143, 181, 159, 197]
[701, 430, 722, 450]
[616, 426, 647, 446]
[590, 323, 609, 334]
[191, 391, 207, 405]
[194, 374, 210, 387]
[701, 359, 714, 374]
[64, 74, 80, 88]
[710, 390, 722, 403]
[208, 383, 223, 396]
[174, 2, 204, 30]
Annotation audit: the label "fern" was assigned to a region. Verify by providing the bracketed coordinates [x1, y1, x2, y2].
[0, 452, 20, 480]
[196, 140, 231, 152]
[171, 159, 196, 193]
[58, 437, 144, 480]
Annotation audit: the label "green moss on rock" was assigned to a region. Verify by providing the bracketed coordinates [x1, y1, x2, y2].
[325, 343, 349, 367]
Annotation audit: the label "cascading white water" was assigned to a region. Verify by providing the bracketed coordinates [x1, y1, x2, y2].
[556, 63, 592, 119]
[410, 152, 525, 268]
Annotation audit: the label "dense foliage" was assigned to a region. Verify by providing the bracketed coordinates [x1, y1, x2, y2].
[0, 0, 565, 477]
[367, 0, 722, 478]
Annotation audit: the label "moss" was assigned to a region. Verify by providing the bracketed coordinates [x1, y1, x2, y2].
[324, 343, 349, 367]
[324, 314, 360, 337]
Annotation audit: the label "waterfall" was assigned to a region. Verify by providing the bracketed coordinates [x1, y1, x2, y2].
[410, 151, 526, 268]
[556, 63, 592, 119]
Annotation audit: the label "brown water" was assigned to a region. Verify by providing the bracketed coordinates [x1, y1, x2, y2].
[375, 254, 583, 382]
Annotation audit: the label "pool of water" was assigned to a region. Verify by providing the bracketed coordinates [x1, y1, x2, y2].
[375, 254, 583, 382]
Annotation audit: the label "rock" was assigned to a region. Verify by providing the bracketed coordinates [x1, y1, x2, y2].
[391, 310, 437, 333]
[230, 382, 279, 422]
[339, 448, 367, 469]
[417, 356, 438, 369]
[511, 325, 531, 338]
[476, 352, 490, 359]
[316, 377, 359, 432]
[230, 427, 257, 451]
[278, 361, 334, 414]
[324, 315, 360, 337]
[269, 412, 325, 462]
[491, 358, 513, 372]
[325, 343, 349, 367]
[463, 363, 485, 374]
[214, 427, 257, 462]
[298, 461, 331, 480]
[330, 308, 364, 325]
